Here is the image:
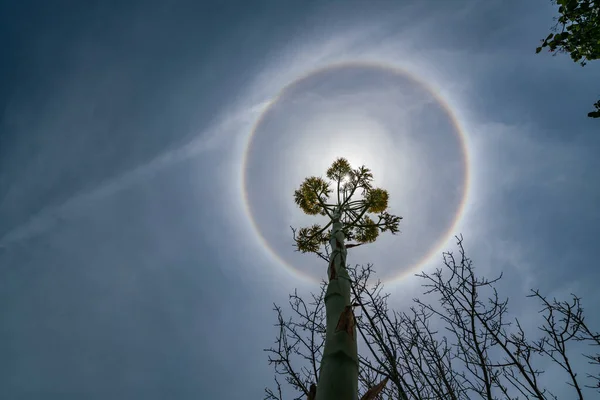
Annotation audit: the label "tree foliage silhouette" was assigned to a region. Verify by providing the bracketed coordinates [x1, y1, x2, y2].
[536, 0, 600, 118]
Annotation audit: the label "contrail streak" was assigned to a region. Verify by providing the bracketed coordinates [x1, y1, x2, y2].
[0, 104, 260, 248]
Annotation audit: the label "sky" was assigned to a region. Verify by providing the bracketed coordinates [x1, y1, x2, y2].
[0, 0, 599, 398]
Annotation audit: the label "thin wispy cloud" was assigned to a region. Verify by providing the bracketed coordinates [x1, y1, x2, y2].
[0, 107, 252, 248]
[1, 1, 598, 398]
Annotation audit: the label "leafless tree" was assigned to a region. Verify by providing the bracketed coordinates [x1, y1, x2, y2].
[264, 236, 599, 399]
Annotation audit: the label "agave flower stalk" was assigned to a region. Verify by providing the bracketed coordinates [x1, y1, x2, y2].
[292, 158, 402, 400]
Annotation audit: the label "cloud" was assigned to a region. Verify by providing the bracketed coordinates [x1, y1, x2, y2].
[0, 106, 252, 249]
[2, 1, 599, 398]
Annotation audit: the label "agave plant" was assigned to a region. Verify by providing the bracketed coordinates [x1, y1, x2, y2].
[291, 157, 402, 400]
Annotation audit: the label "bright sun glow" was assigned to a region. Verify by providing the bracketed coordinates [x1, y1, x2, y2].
[288, 111, 402, 189]
[281, 109, 415, 234]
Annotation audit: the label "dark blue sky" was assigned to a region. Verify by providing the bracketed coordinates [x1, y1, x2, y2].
[1, 1, 599, 398]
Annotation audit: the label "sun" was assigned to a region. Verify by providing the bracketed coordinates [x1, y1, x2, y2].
[285, 110, 400, 191]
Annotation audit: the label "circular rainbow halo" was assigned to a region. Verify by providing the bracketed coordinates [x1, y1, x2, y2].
[241, 61, 470, 285]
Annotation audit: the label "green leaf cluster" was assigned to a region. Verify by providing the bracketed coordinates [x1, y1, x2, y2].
[536, 0, 599, 64]
[366, 188, 389, 213]
[293, 176, 331, 215]
[326, 157, 352, 181]
[354, 216, 379, 243]
[536, 0, 599, 118]
[295, 224, 330, 253]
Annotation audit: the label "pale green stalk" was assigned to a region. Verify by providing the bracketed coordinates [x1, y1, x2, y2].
[315, 206, 358, 400]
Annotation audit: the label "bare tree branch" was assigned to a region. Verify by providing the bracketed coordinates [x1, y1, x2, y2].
[265, 236, 600, 399]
